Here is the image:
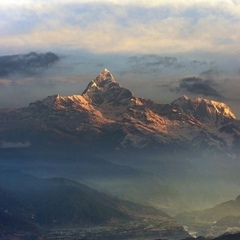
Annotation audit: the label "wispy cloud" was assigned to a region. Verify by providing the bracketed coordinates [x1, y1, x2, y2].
[127, 55, 214, 77]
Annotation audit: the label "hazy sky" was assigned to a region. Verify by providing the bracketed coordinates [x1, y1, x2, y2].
[0, 0, 240, 118]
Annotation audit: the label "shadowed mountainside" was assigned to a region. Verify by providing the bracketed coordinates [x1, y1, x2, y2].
[0, 170, 189, 239]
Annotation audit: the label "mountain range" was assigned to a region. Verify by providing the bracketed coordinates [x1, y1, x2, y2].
[0, 68, 239, 153]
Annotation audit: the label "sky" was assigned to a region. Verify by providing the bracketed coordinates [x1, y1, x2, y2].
[0, 0, 240, 118]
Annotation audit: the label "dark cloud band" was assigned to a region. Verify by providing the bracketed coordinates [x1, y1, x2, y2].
[0, 52, 59, 77]
[178, 77, 222, 98]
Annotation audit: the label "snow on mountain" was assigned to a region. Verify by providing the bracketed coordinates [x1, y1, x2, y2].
[81, 68, 134, 121]
[171, 95, 236, 124]
[0, 69, 240, 152]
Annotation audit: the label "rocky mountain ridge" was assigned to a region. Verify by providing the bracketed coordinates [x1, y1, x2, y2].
[0, 69, 239, 152]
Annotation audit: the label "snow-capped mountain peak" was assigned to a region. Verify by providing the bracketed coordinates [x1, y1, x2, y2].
[94, 68, 116, 85]
[82, 68, 116, 95]
[171, 95, 236, 123]
[82, 69, 133, 106]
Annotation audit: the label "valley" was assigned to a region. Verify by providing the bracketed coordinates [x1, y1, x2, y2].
[43, 218, 186, 240]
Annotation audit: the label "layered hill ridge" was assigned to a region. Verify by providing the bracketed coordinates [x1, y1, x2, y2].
[177, 194, 240, 224]
[0, 170, 191, 240]
[176, 195, 240, 238]
[0, 69, 239, 152]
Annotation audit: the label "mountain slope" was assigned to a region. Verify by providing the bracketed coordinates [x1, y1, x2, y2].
[176, 195, 240, 224]
[0, 170, 190, 239]
[0, 171, 126, 225]
[176, 195, 240, 237]
[0, 68, 239, 153]
[0, 170, 169, 225]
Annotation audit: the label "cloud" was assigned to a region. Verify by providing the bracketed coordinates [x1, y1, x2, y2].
[129, 55, 211, 68]
[0, 52, 59, 77]
[127, 55, 215, 77]
[177, 77, 222, 98]
[0, 1, 240, 55]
